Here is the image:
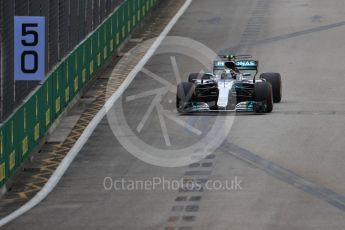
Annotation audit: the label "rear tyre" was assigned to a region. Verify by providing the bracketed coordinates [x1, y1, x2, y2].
[254, 82, 273, 113]
[188, 73, 212, 82]
[176, 82, 195, 113]
[260, 72, 282, 103]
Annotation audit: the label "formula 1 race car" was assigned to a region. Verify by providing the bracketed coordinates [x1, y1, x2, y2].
[176, 55, 282, 113]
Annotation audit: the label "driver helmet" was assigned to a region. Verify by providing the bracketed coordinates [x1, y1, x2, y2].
[224, 61, 238, 79]
[224, 61, 237, 71]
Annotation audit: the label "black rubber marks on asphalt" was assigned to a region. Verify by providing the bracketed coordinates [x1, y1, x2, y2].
[238, 0, 271, 54]
[164, 154, 215, 230]
[219, 0, 272, 55]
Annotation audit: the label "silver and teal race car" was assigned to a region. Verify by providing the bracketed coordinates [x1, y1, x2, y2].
[176, 55, 282, 113]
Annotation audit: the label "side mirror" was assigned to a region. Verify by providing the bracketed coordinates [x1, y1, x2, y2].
[243, 73, 252, 77]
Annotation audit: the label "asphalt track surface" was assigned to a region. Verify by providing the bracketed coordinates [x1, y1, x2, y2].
[4, 0, 345, 229]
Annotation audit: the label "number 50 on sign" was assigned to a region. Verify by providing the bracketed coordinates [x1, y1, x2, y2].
[14, 16, 45, 81]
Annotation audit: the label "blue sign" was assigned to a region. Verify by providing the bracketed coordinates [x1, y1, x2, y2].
[14, 16, 45, 81]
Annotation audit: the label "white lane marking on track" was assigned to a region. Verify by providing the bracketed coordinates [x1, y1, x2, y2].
[0, 0, 193, 226]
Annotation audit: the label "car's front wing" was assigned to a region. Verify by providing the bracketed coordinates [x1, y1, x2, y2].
[180, 101, 266, 113]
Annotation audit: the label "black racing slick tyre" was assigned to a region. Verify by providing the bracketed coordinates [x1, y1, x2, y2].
[260, 72, 282, 103]
[176, 82, 195, 113]
[254, 82, 273, 113]
[188, 73, 211, 83]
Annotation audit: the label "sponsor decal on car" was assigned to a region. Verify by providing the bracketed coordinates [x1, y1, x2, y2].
[235, 60, 257, 67]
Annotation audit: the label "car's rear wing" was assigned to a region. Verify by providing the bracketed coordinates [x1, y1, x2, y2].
[235, 60, 259, 70]
[213, 60, 259, 71]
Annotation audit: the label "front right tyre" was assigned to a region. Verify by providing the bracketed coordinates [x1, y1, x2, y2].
[260, 72, 282, 103]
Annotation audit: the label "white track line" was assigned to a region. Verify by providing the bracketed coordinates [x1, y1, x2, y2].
[0, 0, 192, 226]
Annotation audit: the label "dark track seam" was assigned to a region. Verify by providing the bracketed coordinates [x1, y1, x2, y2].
[221, 141, 345, 212]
